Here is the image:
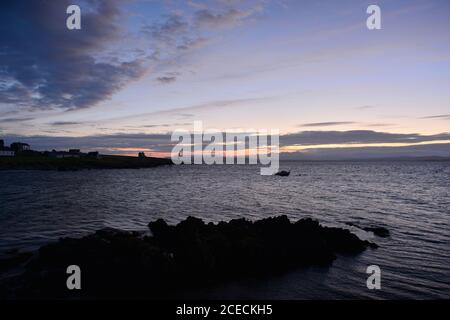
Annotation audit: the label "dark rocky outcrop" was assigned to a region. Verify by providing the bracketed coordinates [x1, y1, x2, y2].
[0, 250, 33, 272]
[275, 170, 290, 176]
[0, 155, 172, 171]
[1, 216, 377, 299]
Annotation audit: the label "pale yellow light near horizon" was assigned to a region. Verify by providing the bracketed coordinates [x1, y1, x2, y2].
[280, 140, 450, 153]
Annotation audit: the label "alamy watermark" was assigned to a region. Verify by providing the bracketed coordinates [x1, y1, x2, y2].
[366, 265, 381, 290]
[66, 5, 81, 30]
[66, 265, 81, 290]
[367, 5, 381, 30]
[65, 4, 381, 31]
[171, 121, 279, 175]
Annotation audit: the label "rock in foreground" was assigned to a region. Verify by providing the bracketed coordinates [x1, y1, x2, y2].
[1, 216, 377, 299]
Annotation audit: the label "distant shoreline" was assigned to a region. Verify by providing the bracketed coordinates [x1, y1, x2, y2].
[1, 155, 449, 172]
[0, 154, 172, 171]
[279, 156, 450, 162]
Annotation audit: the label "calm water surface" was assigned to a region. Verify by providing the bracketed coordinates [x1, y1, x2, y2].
[1, 161, 449, 299]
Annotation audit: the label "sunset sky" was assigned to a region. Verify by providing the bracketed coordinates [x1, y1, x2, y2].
[1, 0, 449, 158]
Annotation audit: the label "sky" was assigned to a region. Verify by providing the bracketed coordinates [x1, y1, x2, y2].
[0, 0, 449, 159]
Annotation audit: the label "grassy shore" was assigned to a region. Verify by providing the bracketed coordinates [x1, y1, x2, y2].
[0, 154, 172, 170]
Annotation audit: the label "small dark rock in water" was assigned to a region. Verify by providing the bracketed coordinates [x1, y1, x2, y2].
[275, 170, 290, 176]
[1, 216, 377, 299]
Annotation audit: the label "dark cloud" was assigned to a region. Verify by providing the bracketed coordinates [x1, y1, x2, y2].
[49, 121, 81, 126]
[125, 97, 270, 118]
[142, 6, 257, 64]
[142, 123, 191, 128]
[142, 14, 206, 56]
[355, 105, 376, 110]
[280, 130, 450, 147]
[176, 37, 208, 51]
[0, 0, 145, 111]
[165, 71, 182, 76]
[156, 76, 177, 84]
[178, 113, 195, 118]
[138, 5, 262, 90]
[141, 14, 210, 82]
[366, 123, 393, 127]
[299, 122, 394, 128]
[176, 113, 196, 119]
[420, 114, 450, 120]
[0, 117, 34, 123]
[281, 143, 450, 161]
[194, 8, 251, 28]
[0, 83, 32, 106]
[144, 14, 188, 42]
[299, 121, 357, 127]
[299, 121, 393, 128]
